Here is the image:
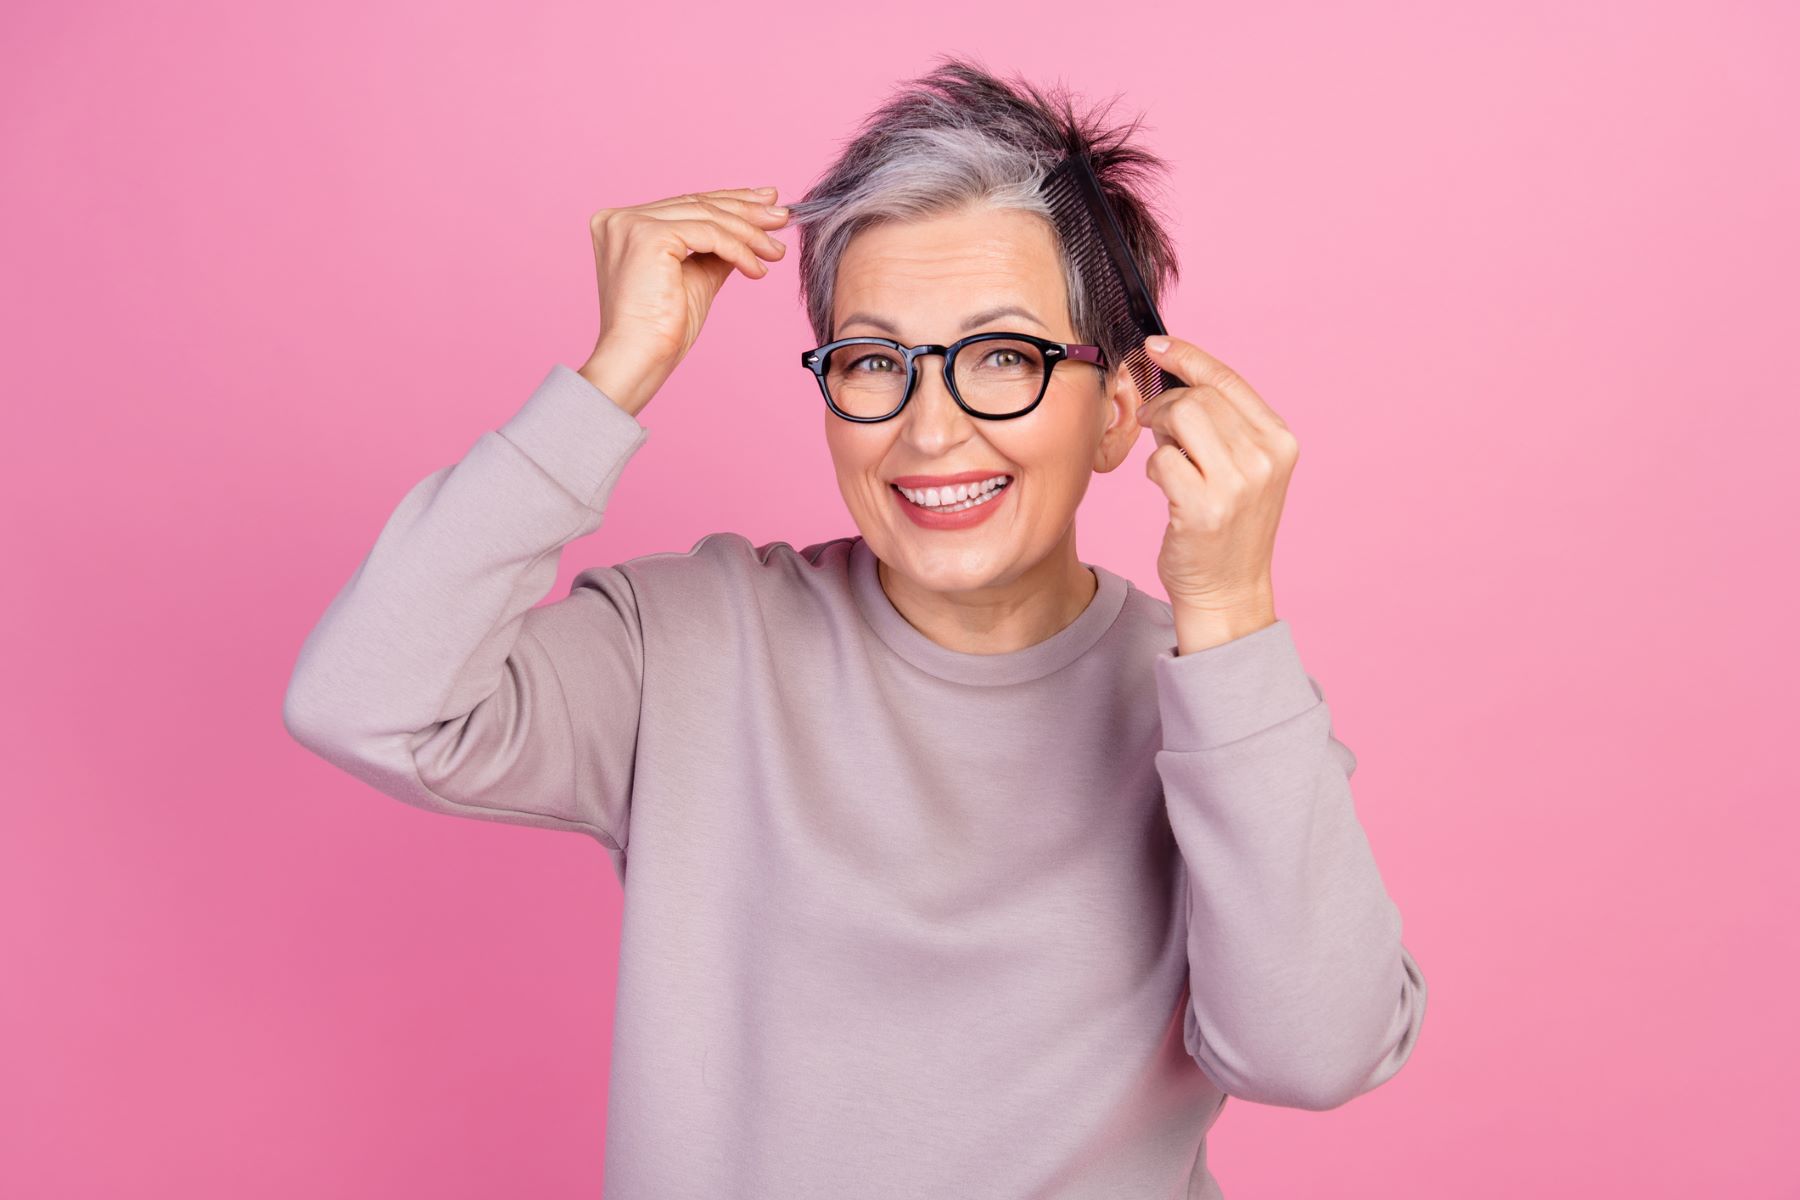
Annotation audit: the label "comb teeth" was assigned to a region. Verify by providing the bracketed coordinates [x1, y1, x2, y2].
[1043, 153, 1181, 406]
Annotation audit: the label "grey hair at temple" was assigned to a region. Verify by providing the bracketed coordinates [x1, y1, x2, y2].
[783, 54, 1182, 374]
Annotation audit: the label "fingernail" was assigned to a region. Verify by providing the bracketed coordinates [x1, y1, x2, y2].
[768, 205, 789, 216]
[1145, 335, 1170, 353]
[757, 186, 778, 196]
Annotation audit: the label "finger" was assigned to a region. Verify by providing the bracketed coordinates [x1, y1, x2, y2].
[1133, 382, 1185, 443]
[1144, 335, 1286, 432]
[1159, 388, 1241, 487]
[1134, 384, 1202, 455]
[1212, 392, 1297, 480]
[690, 198, 787, 261]
[1173, 380, 1295, 479]
[706, 193, 792, 230]
[1177, 384, 1264, 474]
[1137, 388, 1202, 478]
[644, 185, 779, 209]
[646, 191, 790, 232]
[660, 218, 770, 279]
[1143, 333, 1248, 396]
[1146, 441, 1207, 510]
[635, 197, 787, 261]
[1133, 375, 1207, 435]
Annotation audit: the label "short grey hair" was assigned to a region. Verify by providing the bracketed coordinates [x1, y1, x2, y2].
[785, 53, 1181, 375]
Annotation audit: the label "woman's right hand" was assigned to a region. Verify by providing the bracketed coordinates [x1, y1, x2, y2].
[578, 185, 791, 416]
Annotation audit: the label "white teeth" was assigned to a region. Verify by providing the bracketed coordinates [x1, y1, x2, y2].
[895, 475, 1010, 506]
[895, 476, 1012, 514]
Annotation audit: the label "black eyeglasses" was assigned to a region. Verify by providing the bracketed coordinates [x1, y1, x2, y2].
[799, 331, 1108, 423]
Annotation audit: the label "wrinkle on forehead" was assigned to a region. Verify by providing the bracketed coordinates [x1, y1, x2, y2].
[833, 206, 1072, 342]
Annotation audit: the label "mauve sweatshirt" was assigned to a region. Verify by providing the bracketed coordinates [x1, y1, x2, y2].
[282, 362, 1427, 1199]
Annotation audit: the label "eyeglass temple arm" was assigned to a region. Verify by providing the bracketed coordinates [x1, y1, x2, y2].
[1061, 344, 1106, 367]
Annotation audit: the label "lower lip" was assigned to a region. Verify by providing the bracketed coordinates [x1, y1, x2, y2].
[891, 479, 1013, 529]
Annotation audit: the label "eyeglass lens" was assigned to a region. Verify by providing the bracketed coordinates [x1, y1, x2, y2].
[823, 338, 1049, 419]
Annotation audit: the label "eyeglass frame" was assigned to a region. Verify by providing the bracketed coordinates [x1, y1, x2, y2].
[798, 331, 1109, 423]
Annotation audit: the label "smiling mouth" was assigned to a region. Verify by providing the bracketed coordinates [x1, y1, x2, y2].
[891, 477, 1013, 514]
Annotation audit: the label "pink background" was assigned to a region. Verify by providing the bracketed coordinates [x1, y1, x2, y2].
[4, 0, 1794, 1195]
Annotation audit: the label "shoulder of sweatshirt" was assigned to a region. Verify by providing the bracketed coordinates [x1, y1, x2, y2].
[505, 363, 862, 626]
[592, 529, 861, 647]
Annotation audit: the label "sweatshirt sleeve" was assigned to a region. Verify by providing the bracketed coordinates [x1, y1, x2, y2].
[282, 364, 651, 876]
[1152, 618, 1428, 1111]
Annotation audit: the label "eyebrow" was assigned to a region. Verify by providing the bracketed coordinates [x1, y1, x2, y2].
[836, 304, 1049, 340]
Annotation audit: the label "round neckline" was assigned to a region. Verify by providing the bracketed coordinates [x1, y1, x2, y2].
[848, 535, 1130, 686]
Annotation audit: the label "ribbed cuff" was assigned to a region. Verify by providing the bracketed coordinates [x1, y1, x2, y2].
[1153, 618, 1321, 751]
[497, 364, 651, 510]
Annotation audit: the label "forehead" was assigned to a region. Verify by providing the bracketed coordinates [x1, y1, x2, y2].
[832, 205, 1069, 340]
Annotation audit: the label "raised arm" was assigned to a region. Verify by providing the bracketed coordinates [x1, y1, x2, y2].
[1153, 619, 1427, 1110]
[281, 365, 652, 871]
[283, 184, 792, 882]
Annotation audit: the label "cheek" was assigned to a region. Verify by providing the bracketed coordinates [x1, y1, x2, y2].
[1000, 413, 1101, 510]
[824, 424, 891, 490]
[1001, 407, 1093, 477]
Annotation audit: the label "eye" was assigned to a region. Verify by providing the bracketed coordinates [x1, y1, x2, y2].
[847, 353, 901, 374]
[982, 348, 1025, 368]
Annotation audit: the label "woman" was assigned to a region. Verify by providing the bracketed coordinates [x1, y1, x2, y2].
[283, 57, 1426, 1200]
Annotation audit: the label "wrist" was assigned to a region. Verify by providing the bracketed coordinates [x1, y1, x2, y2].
[1170, 593, 1278, 655]
[578, 347, 664, 418]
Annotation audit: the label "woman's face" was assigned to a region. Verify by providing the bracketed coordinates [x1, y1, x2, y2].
[824, 204, 1141, 595]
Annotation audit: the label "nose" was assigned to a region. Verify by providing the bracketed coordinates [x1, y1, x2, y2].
[900, 353, 973, 440]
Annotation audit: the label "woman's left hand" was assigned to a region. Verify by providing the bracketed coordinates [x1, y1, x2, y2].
[1136, 334, 1298, 646]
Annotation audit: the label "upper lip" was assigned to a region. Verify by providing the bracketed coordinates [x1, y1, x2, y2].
[889, 469, 1013, 488]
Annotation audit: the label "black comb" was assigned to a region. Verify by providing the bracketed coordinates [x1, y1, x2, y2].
[1042, 149, 1183, 450]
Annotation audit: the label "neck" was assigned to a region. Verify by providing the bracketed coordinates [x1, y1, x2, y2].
[874, 527, 1099, 656]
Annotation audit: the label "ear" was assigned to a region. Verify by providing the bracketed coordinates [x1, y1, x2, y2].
[1092, 363, 1146, 474]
